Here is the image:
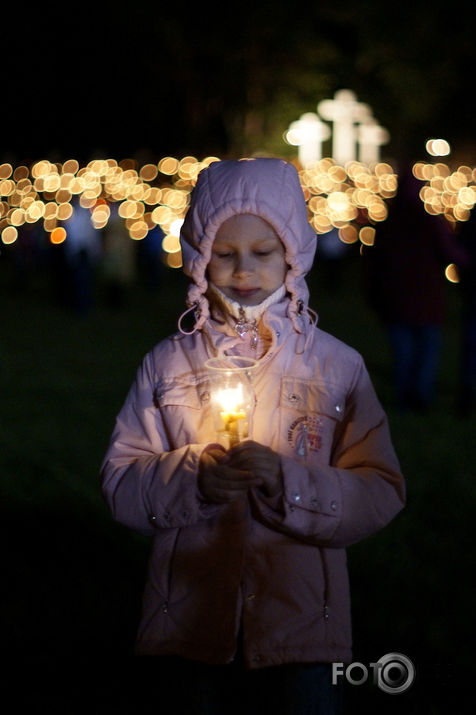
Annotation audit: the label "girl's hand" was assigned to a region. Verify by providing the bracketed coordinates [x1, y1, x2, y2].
[227, 440, 283, 497]
[198, 444, 264, 504]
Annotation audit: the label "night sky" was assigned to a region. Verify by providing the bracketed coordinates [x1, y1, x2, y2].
[3, 1, 476, 165]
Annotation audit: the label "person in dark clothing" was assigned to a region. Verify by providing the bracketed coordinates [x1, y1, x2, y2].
[455, 208, 476, 417]
[364, 165, 466, 411]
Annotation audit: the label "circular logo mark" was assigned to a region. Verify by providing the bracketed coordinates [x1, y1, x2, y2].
[376, 652, 415, 694]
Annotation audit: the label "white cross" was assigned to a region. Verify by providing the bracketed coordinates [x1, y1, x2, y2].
[285, 112, 331, 168]
[357, 119, 390, 164]
[317, 89, 371, 165]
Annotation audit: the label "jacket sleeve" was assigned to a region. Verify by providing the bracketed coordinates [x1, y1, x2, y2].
[100, 352, 218, 535]
[248, 360, 405, 548]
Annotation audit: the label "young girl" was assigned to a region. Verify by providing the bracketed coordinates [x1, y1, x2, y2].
[100, 158, 405, 714]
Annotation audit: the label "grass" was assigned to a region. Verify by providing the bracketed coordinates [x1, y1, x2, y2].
[1, 249, 473, 713]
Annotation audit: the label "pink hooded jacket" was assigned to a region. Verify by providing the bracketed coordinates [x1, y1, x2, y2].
[100, 158, 405, 667]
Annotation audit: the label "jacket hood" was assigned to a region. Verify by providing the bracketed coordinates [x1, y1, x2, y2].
[179, 158, 317, 334]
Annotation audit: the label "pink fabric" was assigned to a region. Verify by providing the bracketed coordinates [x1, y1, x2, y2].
[180, 158, 317, 336]
[100, 159, 405, 668]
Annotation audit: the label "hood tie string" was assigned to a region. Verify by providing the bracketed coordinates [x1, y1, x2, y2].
[178, 302, 201, 335]
[294, 300, 318, 354]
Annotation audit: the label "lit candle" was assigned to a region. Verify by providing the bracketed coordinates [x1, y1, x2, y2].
[216, 384, 247, 447]
[205, 356, 258, 449]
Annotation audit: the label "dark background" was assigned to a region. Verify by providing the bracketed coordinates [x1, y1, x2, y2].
[3, 1, 476, 165]
[1, 2, 475, 713]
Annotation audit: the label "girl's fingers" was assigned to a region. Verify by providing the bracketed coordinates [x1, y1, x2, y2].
[214, 475, 263, 491]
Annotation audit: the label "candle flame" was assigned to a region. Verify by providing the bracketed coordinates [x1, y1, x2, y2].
[216, 384, 243, 412]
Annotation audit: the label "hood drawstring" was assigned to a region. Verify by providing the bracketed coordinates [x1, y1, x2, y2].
[178, 302, 202, 335]
[294, 300, 318, 354]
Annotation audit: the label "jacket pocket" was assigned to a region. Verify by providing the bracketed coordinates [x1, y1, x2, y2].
[280, 378, 346, 463]
[153, 377, 213, 446]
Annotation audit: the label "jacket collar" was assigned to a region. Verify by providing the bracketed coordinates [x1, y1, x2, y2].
[203, 295, 303, 358]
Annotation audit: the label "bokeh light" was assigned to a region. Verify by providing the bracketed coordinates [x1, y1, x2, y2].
[0, 154, 473, 280]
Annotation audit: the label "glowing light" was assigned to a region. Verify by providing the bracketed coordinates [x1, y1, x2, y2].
[413, 160, 476, 222]
[0, 179, 15, 196]
[134, 165, 153, 183]
[170, 217, 184, 236]
[162, 234, 181, 253]
[25, 201, 45, 222]
[317, 89, 372, 165]
[458, 187, 476, 207]
[118, 200, 138, 219]
[80, 191, 97, 209]
[203, 156, 221, 167]
[129, 220, 148, 240]
[44, 218, 58, 232]
[445, 263, 460, 283]
[13, 166, 29, 181]
[50, 227, 67, 244]
[426, 139, 451, 156]
[56, 189, 72, 204]
[166, 250, 183, 268]
[4, 152, 474, 276]
[1, 226, 18, 244]
[91, 203, 111, 229]
[158, 157, 179, 175]
[57, 203, 73, 221]
[0, 163, 13, 180]
[144, 187, 162, 204]
[10, 208, 25, 226]
[285, 112, 331, 167]
[62, 159, 79, 175]
[359, 226, 376, 245]
[339, 226, 358, 244]
[43, 174, 61, 192]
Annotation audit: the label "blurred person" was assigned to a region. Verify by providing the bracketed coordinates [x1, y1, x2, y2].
[63, 198, 102, 315]
[455, 207, 476, 417]
[315, 227, 351, 292]
[364, 165, 466, 412]
[136, 222, 167, 291]
[102, 203, 136, 309]
[101, 159, 404, 714]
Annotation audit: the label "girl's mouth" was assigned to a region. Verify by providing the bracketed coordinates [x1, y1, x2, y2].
[232, 287, 259, 298]
[232, 288, 259, 295]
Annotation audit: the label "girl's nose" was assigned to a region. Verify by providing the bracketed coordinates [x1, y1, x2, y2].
[233, 253, 254, 276]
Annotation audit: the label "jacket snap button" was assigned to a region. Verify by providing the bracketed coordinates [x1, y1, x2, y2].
[330, 500, 337, 511]
[292, 492, 301, 502]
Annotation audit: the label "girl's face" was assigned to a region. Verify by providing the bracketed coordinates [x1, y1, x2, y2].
[208, 214, 287, 306]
